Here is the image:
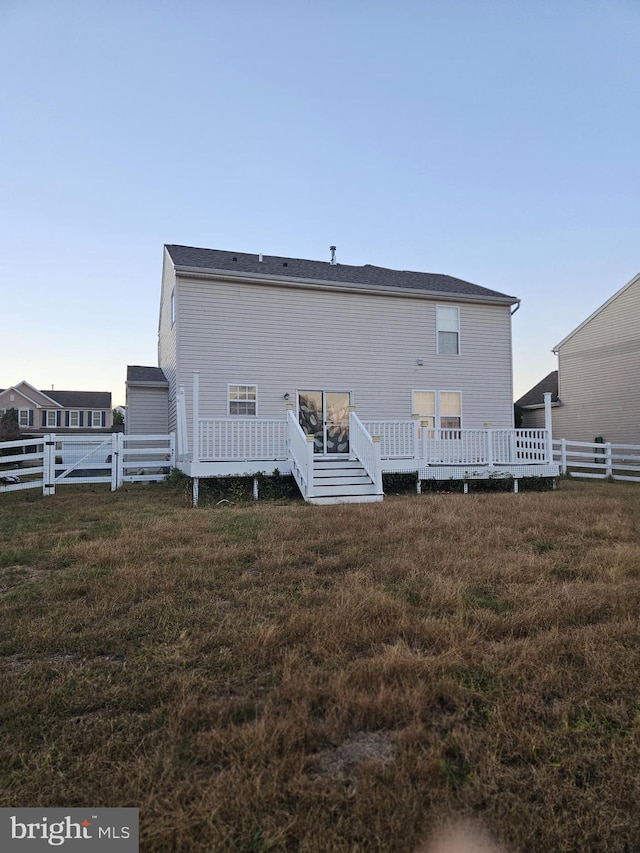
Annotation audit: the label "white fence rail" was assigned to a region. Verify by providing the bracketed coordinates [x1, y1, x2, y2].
[198, 418, 288, 461]
[554, 439, 640, 483]
[0, 433, 175, 496]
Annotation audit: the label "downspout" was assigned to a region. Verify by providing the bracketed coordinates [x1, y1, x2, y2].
[510, 299, 521, 316]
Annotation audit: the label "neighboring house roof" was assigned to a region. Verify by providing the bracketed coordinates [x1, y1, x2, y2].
[0, 384, 111, 410]
[515, 371, 559, 409]
[165, 245, 518, 304]
[48, 391, 112, 409]
[553, 271, 640, 352]
[126, 366, 169, 385]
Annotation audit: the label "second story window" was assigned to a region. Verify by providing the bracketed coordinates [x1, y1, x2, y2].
[46, 410, 58, 427]
[70, 411, 80, 428]
[18, 409, 30, 427]
[437, 305, 460, 355]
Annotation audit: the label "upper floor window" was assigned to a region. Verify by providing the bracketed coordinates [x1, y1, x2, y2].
[89, 411, 104, 428]
[228, 384, 257, 416]
[436, 305, 460, 355]
[69, 411, 80, 428]
[18, 409, 30, 427]
[46, 410, 58, 427]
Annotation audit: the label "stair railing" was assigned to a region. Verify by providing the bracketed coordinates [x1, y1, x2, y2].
[349, 411, 383, 495]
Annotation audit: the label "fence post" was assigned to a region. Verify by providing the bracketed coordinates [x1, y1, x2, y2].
[43, 434, 56, 496]
[605, 442, 613, 479]
[169, 432, 176, 469]
[111, 433, 119, 491]
[560, 438, 567, 474]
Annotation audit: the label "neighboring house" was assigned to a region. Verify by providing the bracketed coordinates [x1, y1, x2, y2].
[125, 366, 169, 435]
[517, 272, 640, 445]
[127, 244, 556, 503]
[514, 371, 559, 429]
[0, 381, 113, 434]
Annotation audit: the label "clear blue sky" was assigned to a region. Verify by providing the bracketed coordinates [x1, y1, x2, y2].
[2, 0, 638, 407]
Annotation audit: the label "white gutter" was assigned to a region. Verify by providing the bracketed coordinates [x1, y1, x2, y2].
[173, 265, 519, 307]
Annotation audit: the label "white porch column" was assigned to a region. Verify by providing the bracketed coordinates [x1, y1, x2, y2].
[192, 372, 200, 464]
[543, 391, 553, 463]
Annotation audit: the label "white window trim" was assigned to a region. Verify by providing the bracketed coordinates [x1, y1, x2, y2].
[436, 304, 460, 356]
[412, 389, 462, 429]
[46, 410, 57, 427]
[89, 411, 103, 428]
[70, 410, 80, 428]
[227, 383, 258, 417]
[18, 409, 30, 427]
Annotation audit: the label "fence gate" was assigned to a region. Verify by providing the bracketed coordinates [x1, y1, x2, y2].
[0, 433, 175, 496]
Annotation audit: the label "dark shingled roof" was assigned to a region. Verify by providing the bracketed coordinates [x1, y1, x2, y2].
[127, 366, 168, 384]
[47, 391, 112, 408]
[165, 245, 517, 302]
[515, 371, 559, 408]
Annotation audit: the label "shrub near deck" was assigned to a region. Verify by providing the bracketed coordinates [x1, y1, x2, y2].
[0, 480, 639, 852]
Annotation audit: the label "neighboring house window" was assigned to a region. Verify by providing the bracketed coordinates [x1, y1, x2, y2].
[170, 288, 175, 326]
[70, 411, 80, 428]
[88, 411, 102, 427]
[228, 385, 257, 416]
[413, 390, 462, 430]
[18, 409, 30, 427]
[46, 410, 57, 427]
[436, 305, 460, 355]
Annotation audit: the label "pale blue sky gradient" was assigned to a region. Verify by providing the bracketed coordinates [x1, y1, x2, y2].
[2, 0, 639, 406]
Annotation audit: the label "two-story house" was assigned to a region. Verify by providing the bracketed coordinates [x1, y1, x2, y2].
[127, 245, 556, 503]
[517, 271, 640, 445]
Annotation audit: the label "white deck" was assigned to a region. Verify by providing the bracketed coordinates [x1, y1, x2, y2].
[176, 411, 558, 503]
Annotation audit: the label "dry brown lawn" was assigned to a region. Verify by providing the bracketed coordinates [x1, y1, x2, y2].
[1, 479, 639, 852]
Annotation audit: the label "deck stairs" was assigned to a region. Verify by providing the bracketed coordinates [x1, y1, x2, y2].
[307, 457, 383, 505]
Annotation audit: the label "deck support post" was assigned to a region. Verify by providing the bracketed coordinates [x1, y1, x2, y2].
[253, 477, 259, 500]
[513, 479, 519, 494]
[463, 482, 468, 494]
[416, 478, 421, 494]
[192, 477, 199, 507]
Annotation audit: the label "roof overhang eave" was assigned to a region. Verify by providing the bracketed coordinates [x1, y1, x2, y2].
[173, 265, 519, 306]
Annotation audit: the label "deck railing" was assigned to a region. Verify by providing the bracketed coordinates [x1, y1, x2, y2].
[193, 416, 549, 466]
[198, 418, 288, 461]
[362, 420, 416, 459]
[350, 413, 383, 493]
[287, 410, 314, 498]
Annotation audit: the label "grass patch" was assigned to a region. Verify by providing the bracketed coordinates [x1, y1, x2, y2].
[0, 480, 639, 851]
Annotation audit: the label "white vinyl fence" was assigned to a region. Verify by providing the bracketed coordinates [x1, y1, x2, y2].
[554, 438, 640, 483]
[0, 433, 175, 496]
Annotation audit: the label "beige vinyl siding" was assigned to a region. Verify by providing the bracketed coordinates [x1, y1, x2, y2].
[174, 276, 514, 438]
[520, 408, 547, 430]
[125, 386, 169, 435]
[158, 249, 178, 432]
[554, 276, 640, 444]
